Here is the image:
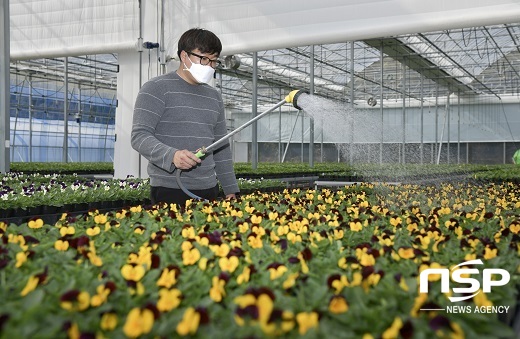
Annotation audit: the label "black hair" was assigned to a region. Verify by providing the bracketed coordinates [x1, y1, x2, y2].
[177, 28, 222, 59]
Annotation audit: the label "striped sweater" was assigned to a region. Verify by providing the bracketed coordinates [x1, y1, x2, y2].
[131, 72, 239, 195]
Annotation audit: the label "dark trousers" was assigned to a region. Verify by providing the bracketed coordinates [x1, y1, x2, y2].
[150, 185, 219, 207]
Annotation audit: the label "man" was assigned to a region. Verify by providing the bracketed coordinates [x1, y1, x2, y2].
[131, 28, 239, 207]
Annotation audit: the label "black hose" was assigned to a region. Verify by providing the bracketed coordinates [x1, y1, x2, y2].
[174, 168, 205, 200]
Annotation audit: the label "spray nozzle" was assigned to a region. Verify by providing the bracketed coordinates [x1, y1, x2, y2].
[285, 89, 309, 110]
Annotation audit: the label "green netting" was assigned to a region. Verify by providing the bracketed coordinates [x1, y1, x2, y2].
[513, 149, 520, 164]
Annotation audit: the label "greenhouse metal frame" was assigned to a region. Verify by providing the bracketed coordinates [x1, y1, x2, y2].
[3, 1, 520, 176]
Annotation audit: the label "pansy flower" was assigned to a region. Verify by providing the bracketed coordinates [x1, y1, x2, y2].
[60, 226, 75, 236]
[509, 220, 520, 234]
[328, 295, 348, 314]
[209, 275, 227, 302]
[157, 266, 180, 288]
[182, 247, 200, 266]
[349, 219, 363, 232]
[210, 243, 230, 257]
[90, 282, 116, 307]
[267, 263, 287, 280]
[86, 226, 101, 237]
[238, 263, 256, 283]
[483, 246, 498, 260]
[219, 256, 239, 273]
[100, 312, 118, 331]
[20, 270, 47, 296]
[382, 317, 403, 339]
[296, 312, 319, 335]
[27, 218, 44, 229]
[397, 247, 415, 259]
[60, 290, 90, 311]
[234, 288, 279, 333]
[93, 214, 107, 224]
[176, 307, 209, 336]
[121, 264, 145, 282]
[123, 307, 154, 338]
[157, 288, 182, 312]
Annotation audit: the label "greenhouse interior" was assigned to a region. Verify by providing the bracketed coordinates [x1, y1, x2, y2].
[2, 1, 520, 338]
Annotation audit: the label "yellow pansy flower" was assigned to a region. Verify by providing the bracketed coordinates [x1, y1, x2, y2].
[382, 317, 403, 339]
[483, 246, 498, 260]
[60, 291, 90, 311]
[100, 312, 118, 331]
[20, 275, 39, 296]
[219, 256, 239, 273]
[123, 307, 154, 338]
[238, 222, 249, 233]
[398, 247, 415, 259]
[94, 214, 107, 224]
[198, 257, 208, 271]
[296, 312, 319, 335]
[268, 265, 287, 280]
[121, 264, 145, 282]
[28, 218, 44, 229]
[86, 226, 100, 236]
[181, 241, 193, 251]
[251, 215, 262, 224]
[182, 226, 196, 238]
[157, 268, 177, 288]
[209, 276, 226, 302]
[157, 288, 182, 312]
[510, 222, 520, 235]
[349, 221, 363, 232]
[329, 295, 348, 314]
[54, 239, 69, 251]
[237, 266, 251, 285]
[283, 273, 299, 289]
[182, 247, 201, 266]
[176, 307, 200, 336]
[210, 243, 230, 257]
[130, 205, 142, 213]
[15, 251, 27, 268]
[60, 226, 75, 236]
[389, 216, 402, 227]
[248, 235, 263, 248]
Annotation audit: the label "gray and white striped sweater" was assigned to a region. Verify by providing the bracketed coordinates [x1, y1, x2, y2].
[131, 72, 239, 195]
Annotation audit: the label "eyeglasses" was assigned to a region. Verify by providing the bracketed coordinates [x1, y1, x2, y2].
[186, 51, 222, 69]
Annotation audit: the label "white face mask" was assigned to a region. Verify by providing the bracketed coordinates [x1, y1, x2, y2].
[183, 59, 215, 84]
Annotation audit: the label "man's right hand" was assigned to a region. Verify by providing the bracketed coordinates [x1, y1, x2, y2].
[173, 149, 202, 170]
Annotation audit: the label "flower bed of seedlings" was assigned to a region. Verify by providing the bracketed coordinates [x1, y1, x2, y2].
[0, 173, 286, 214]
[1, 182, 519, 338]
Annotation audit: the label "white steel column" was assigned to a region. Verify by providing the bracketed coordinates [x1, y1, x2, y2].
[349, 41, 354, 165]
[0, 0, 10, 172]
[252, 52, 258, 169]
[401, 59, 406, 164]
[379, 43, 384, 165]
[114, 0, 160, 179]
[63, 57, 69, 163]
[309, 45, 314, 167]
[114, 50, 145, 179]
[29, 76, 33, 162]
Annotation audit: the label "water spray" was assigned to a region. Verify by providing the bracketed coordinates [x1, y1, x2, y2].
[175, 89, 309, 200]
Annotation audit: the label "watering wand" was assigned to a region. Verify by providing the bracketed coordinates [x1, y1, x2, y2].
[176, 89, 309, 200]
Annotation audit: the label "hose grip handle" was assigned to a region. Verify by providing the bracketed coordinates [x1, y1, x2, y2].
[195, 146, 207, 158]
